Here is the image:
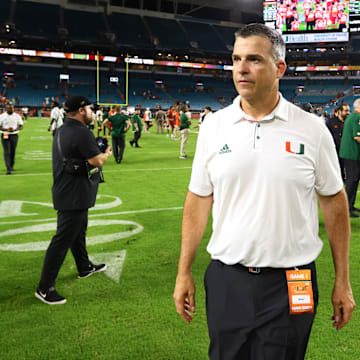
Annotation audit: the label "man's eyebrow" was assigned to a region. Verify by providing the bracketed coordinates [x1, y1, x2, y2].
[232, 53, 265, 59]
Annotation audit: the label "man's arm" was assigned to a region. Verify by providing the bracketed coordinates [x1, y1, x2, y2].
[48, 118, 55, 131]
[173, 190, 213, 324]
[318, 188, 356, 330]
[87, 145, 112, 167]
[125, 120, 131, 133]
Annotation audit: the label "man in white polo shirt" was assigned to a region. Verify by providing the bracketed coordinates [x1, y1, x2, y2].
[173, 23, 355, 360]
[48, 101, 63, 136]
[0, 103, 24, 175]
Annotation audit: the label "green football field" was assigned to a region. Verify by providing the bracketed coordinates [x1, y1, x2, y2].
[0, 117, 358, 359]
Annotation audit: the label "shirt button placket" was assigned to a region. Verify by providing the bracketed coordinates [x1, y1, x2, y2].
[254, 123, 262, 151]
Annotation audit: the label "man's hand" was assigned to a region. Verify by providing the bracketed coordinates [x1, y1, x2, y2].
[331, 282, 356, 330]
[173, 273, 196, 324]
[105, 145, 112, 158]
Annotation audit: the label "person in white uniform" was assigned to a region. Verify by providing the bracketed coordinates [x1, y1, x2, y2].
[173, 23, 355, 360]
[0, 103, 24, 174]
[48, 101, 63, 136]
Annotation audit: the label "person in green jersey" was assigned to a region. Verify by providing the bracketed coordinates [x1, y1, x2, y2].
[130, 107, 143, 148]
[103, 106, 130, 163]
[179, 105, 191, 159]
[339, 98, 360, 217]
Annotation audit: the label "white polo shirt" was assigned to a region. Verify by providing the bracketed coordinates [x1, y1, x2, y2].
[189, 94, 343, 268]
[0, 112, 23, 135]
[50, 106, 63, 130]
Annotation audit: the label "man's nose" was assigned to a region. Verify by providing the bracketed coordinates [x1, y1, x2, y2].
[235, 60, 249, 74]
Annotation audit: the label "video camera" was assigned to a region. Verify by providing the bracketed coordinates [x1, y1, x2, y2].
[95, 137, 108, 153]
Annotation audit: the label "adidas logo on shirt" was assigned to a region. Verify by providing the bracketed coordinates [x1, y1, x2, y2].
[218, 144, 232, 154]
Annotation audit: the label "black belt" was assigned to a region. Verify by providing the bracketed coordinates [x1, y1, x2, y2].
[214, 260, 314, 275]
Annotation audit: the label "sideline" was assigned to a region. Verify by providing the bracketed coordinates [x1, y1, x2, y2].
[0, 166, 192, 177]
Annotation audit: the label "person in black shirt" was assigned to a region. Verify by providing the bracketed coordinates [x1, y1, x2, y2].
[35, 96, 112, 305]
[326, 104, 350, 180]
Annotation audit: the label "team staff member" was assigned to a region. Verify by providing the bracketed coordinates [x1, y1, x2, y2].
[339, 98, 360, 218]
[326, 104, 351, 180]
[155, 106, 166, 134]
[0, 103, 24, 175]
[179, 105, 191, 159]
[35, 96, 112, 305]
[173, 24, 355, 360]
[104, 106, 130, 164]
[48, 101, 63, 136]
[130, 107, 142, 148]
[95, 106, 104, 137]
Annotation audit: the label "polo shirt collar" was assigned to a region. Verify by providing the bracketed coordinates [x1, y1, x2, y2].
[65, 117, 87, 127]
[231, 93, 289, 124]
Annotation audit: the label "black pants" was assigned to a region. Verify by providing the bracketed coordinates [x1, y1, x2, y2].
[132, 131, 141, 147]
[204, 260, 318, 360]
[339, 157, 345, 182]
[343, 158, 360, 211]
[38, 210, 91, 290]
[112, 135, 125, 161]
[1, 134, 18, 172]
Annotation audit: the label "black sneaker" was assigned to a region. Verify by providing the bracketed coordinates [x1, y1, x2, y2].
[35, 287, 67, 305]
[78, 263, 107, 279]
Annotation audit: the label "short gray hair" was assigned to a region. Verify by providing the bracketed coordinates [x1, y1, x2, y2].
[235, 23, 286, 63]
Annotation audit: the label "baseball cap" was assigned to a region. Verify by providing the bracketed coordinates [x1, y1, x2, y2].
[64, 96, 92, 112]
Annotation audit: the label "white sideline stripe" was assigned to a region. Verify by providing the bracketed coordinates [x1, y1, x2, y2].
[0, 206, 183, 226]
[0, 166, 192, 177]
[90, 250, 127, 283]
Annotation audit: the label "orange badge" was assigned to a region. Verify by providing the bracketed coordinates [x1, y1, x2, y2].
[286, 269, 314, 315]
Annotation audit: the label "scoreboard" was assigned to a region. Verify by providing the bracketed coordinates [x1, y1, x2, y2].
[263, 0, 360, 43]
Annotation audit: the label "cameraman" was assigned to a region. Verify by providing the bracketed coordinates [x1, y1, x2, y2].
[35, 96, 112, 305]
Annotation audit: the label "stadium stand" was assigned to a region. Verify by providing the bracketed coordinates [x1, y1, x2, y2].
[180, 21, 228, 53]
[0, 0, 359, 118]
[64, 9, 106, 41]
[144, 17, 189, 51]
[14, 1, 59, 38]
[0, 0, 11, 25]
[2, 59, 358, 114]
[212, 25, 238, 50]
[107, 13, 152, 48]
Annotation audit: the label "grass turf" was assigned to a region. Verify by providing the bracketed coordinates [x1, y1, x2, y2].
[0, 117, 358, 359]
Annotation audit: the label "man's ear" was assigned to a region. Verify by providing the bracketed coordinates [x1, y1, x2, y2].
[276, 60, 287, 79]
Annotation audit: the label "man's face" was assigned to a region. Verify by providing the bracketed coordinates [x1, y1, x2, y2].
[80, 105, 94, 125]
[232, 35, 286, 102]
[6, 104, 14, 115]
[338, 106, 350, 121]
